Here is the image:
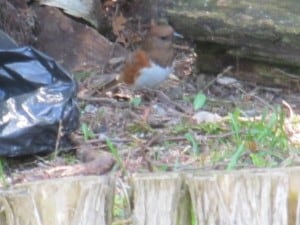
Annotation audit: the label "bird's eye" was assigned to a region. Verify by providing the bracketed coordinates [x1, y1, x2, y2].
[160, 36, 170, 41]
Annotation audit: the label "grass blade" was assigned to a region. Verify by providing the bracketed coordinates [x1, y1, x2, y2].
[227, 141, 245, 170]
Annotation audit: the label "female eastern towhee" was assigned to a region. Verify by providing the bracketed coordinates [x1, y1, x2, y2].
[103, 21, 179, 90]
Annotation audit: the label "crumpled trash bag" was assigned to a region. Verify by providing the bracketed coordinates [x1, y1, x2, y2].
[0, 46, 79, 157]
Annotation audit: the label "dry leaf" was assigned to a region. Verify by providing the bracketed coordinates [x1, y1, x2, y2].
[112, 14, 127, 36]
[247, 141, 258, 152]
[103, 0, 116, 7]
[116, 34, 127, 46]
[129, 33, 142, 44]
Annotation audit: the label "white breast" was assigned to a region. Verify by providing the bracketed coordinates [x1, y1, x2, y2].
[134, 61, 173, 88]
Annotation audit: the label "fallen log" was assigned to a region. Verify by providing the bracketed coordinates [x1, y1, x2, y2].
[166, 0, 300, 90]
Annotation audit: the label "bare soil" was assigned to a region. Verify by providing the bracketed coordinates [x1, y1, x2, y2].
[3, 2, 300, 185]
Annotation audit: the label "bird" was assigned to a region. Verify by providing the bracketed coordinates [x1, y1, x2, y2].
[102, 21, 178, 90]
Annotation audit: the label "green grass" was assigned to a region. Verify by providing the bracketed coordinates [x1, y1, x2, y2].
[0, 158, 7, 186]
[112, 189, 132, 225]
[74, 71, 93, 82]
[226, 107, 289, 169]
[81, 123, 96, 141]
[113, 193, 128, 219]
[130, 96, 142, 107]
[190, 207, 197, 225]
[171, 120, 213, 135]
[193, 92, 207, 111]
[106, 138, 126, 173]
[126, 121, 153, 133]
[167, 106, 290, 169]
[62, 153, 78, 164]
[185, 132, 200, 155]
[227, 142, 246, 170]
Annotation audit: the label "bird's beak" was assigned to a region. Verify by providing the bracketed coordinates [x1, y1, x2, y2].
[173, 31, 183, 39]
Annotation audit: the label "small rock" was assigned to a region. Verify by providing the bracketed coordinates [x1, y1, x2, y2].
[152, 104, 167, 116]
[216, 76, 240, 87]
[192, 111, 222, 124]
[84, 104, 98, 114]
[109, 56, 125, 65]
[98, 133, 108, 141]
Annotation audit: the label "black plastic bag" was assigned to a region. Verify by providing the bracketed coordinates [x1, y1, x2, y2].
[0, 46, 79, 157]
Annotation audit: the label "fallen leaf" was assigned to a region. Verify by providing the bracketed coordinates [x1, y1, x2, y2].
[112, 14, 127, 36]
[193, 92, 206, 111]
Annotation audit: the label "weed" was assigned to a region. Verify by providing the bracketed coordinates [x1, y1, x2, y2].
[0, 158, 6, 186]
[198, 122, 222, 135]
[130, 96, 142, 107]
[113, 194, 127, 219]
[126, 122, 153, 133]
[106, 138, 126, 172]
[185, 132, 200, 155]
[63, 153, 78, 164]
[193, 92, 206, 111]
[190, 207, 197, 225]
[112, 182, 132, 224]
[171, 122, 191, 135]
[81, 123, 95, 141]
[227, 142, 245, 170]
[157, 164, 169, 171]
[250, 152, 268, 167]
[182, 95, 193, 103]
[74, 71, 92, 82]
[229, 109, 242, 144]
[226, 107, 289, 168]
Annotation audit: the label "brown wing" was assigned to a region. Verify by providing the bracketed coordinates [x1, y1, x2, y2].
[119, 50, 151, 85]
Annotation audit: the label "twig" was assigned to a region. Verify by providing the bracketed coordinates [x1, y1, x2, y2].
[54, 120, 63, 158]
[78, 96, 118, 104]
[282, 100, 294, 118]
[155, 90, 190, 114]
[236, 86, 274, 110]
[203, 66, 233, 91]
[145, 133, 164, 148]
[135, 133, 163, 172]
[254, 85, 282, 93]
[84, 138, 130, 145]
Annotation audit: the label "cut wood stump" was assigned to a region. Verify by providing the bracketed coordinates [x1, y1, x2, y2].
[0, 176, 114, 225]
[130, 173, 189, 225]
[1, 168, 300, 224]
[186, 170, 288, 225]
[129, 167, 300, 225]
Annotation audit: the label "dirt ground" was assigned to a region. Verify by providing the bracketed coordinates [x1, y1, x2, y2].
[8, 41, 300, 185]
[3, 2, 300, 185]
[74, 44, 300, 172]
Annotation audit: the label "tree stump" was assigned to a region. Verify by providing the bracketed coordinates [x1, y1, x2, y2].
[0, 176, 114, 225]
